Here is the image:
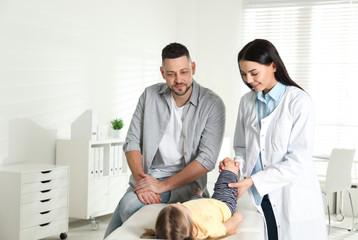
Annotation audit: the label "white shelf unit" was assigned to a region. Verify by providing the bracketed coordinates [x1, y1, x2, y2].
[56, 139, 129, 226]
[0, 164, 69, 240]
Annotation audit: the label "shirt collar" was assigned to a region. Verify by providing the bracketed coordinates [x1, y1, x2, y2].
[188, 80, 198, 106]
[257, 81, 286, 103]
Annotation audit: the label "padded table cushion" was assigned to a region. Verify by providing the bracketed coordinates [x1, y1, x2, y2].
[105, 192, 265, 240]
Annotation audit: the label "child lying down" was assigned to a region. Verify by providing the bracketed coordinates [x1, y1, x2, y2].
[141, 159, 243, 240]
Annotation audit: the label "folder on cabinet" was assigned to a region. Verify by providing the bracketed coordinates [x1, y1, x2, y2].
[99, 147, 104, 177]
[89, 147, 95, 179]
[117, 145, 123, 173]
[113, 145, 118, 174]
[113, 145, 123, 174]
[94, 147, 99, 177]
[109, 145, 115, 176]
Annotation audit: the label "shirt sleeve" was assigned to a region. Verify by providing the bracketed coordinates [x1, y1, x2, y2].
[194, 95, 226, 171]
[123, 90, 145, 153]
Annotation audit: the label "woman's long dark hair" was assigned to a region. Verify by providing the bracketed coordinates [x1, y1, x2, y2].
[238, 39, 303, 91]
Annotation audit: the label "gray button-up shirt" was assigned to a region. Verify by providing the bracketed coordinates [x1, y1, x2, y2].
[124, 80, 226, 202]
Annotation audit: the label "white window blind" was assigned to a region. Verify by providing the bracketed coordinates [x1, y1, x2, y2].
[241, 0, 358, 157]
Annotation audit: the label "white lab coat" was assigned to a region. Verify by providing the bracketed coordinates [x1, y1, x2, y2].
[234, 86, 327, 240]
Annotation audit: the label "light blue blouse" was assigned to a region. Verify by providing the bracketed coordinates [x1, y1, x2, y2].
[251, 81, 287, 204]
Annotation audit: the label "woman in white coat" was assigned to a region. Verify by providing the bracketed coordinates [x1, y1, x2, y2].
[221, 39, 327, 240]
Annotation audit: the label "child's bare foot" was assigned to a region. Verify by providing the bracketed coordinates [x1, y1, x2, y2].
[223, 159, 239, 176]
[194, 187, 202, 196]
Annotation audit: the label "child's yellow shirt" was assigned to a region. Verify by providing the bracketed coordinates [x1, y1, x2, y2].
[182, 198, 231, 239]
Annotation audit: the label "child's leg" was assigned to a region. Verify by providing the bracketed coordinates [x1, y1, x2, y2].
[212, 160, 238, 215]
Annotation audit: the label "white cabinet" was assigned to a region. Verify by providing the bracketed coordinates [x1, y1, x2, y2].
[0, 164, 69, 240]
[56, 139, 128, 226]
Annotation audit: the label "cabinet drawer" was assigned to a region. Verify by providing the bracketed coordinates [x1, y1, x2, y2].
[22, 178, 68, 194]
[20, 219, 67, 240]
[22, 168, 69, 184]
[22, 187, 68, 204]
[21, 207, 68, 228]
[22, 196, 68, 216]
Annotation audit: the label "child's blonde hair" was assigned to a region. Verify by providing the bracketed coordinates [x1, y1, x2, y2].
[141, 205, 195, 240]
[140, 205, 234, 240]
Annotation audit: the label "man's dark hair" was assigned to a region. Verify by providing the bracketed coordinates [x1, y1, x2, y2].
[161, 42, 191, 65]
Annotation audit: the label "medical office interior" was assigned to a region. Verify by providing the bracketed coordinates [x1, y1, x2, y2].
[0, 0, 357, 239]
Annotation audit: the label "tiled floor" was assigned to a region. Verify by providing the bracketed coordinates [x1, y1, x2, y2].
[42, 214, 111, 240]
[42, 214, 358, 240]
[326, 215, 358, 240]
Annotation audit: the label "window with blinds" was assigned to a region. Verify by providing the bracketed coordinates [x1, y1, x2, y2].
[241, 0, 358, 158]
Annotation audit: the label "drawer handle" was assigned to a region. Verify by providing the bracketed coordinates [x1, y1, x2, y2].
[41, 170, 52, 174]
[41, 180, 52, 184]
[40, 199, 51, 203]
[39, 222, 50, 227]
[40, 211, 51, 215]
[41, 189, 51, 193]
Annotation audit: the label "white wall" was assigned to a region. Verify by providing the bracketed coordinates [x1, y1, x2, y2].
[195, 0, 245, 141]
[0, 0, 243, 165]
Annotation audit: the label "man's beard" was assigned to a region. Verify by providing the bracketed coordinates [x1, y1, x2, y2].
[170, 83, 193, 96]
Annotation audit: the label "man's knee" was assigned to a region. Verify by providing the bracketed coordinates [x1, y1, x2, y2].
[118, 192, 145, 222]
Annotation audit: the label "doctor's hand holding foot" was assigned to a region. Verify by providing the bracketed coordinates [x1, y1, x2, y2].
[219, 158, 251, 200]
[220, 39, 327, 240]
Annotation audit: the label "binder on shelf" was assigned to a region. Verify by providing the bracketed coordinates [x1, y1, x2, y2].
[112, 145, 123, 175]
[94, 147, 99, 177]
[99, 147, 104, 177]
[88, 143, 125, 178]
[89, 147, 95, 179]
[117, 145, 123, 173]
[113, 145, 118, 175]
[109, 145, 115, 176]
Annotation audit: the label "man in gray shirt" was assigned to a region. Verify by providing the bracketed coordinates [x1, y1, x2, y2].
[104, 42, 225, 239]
